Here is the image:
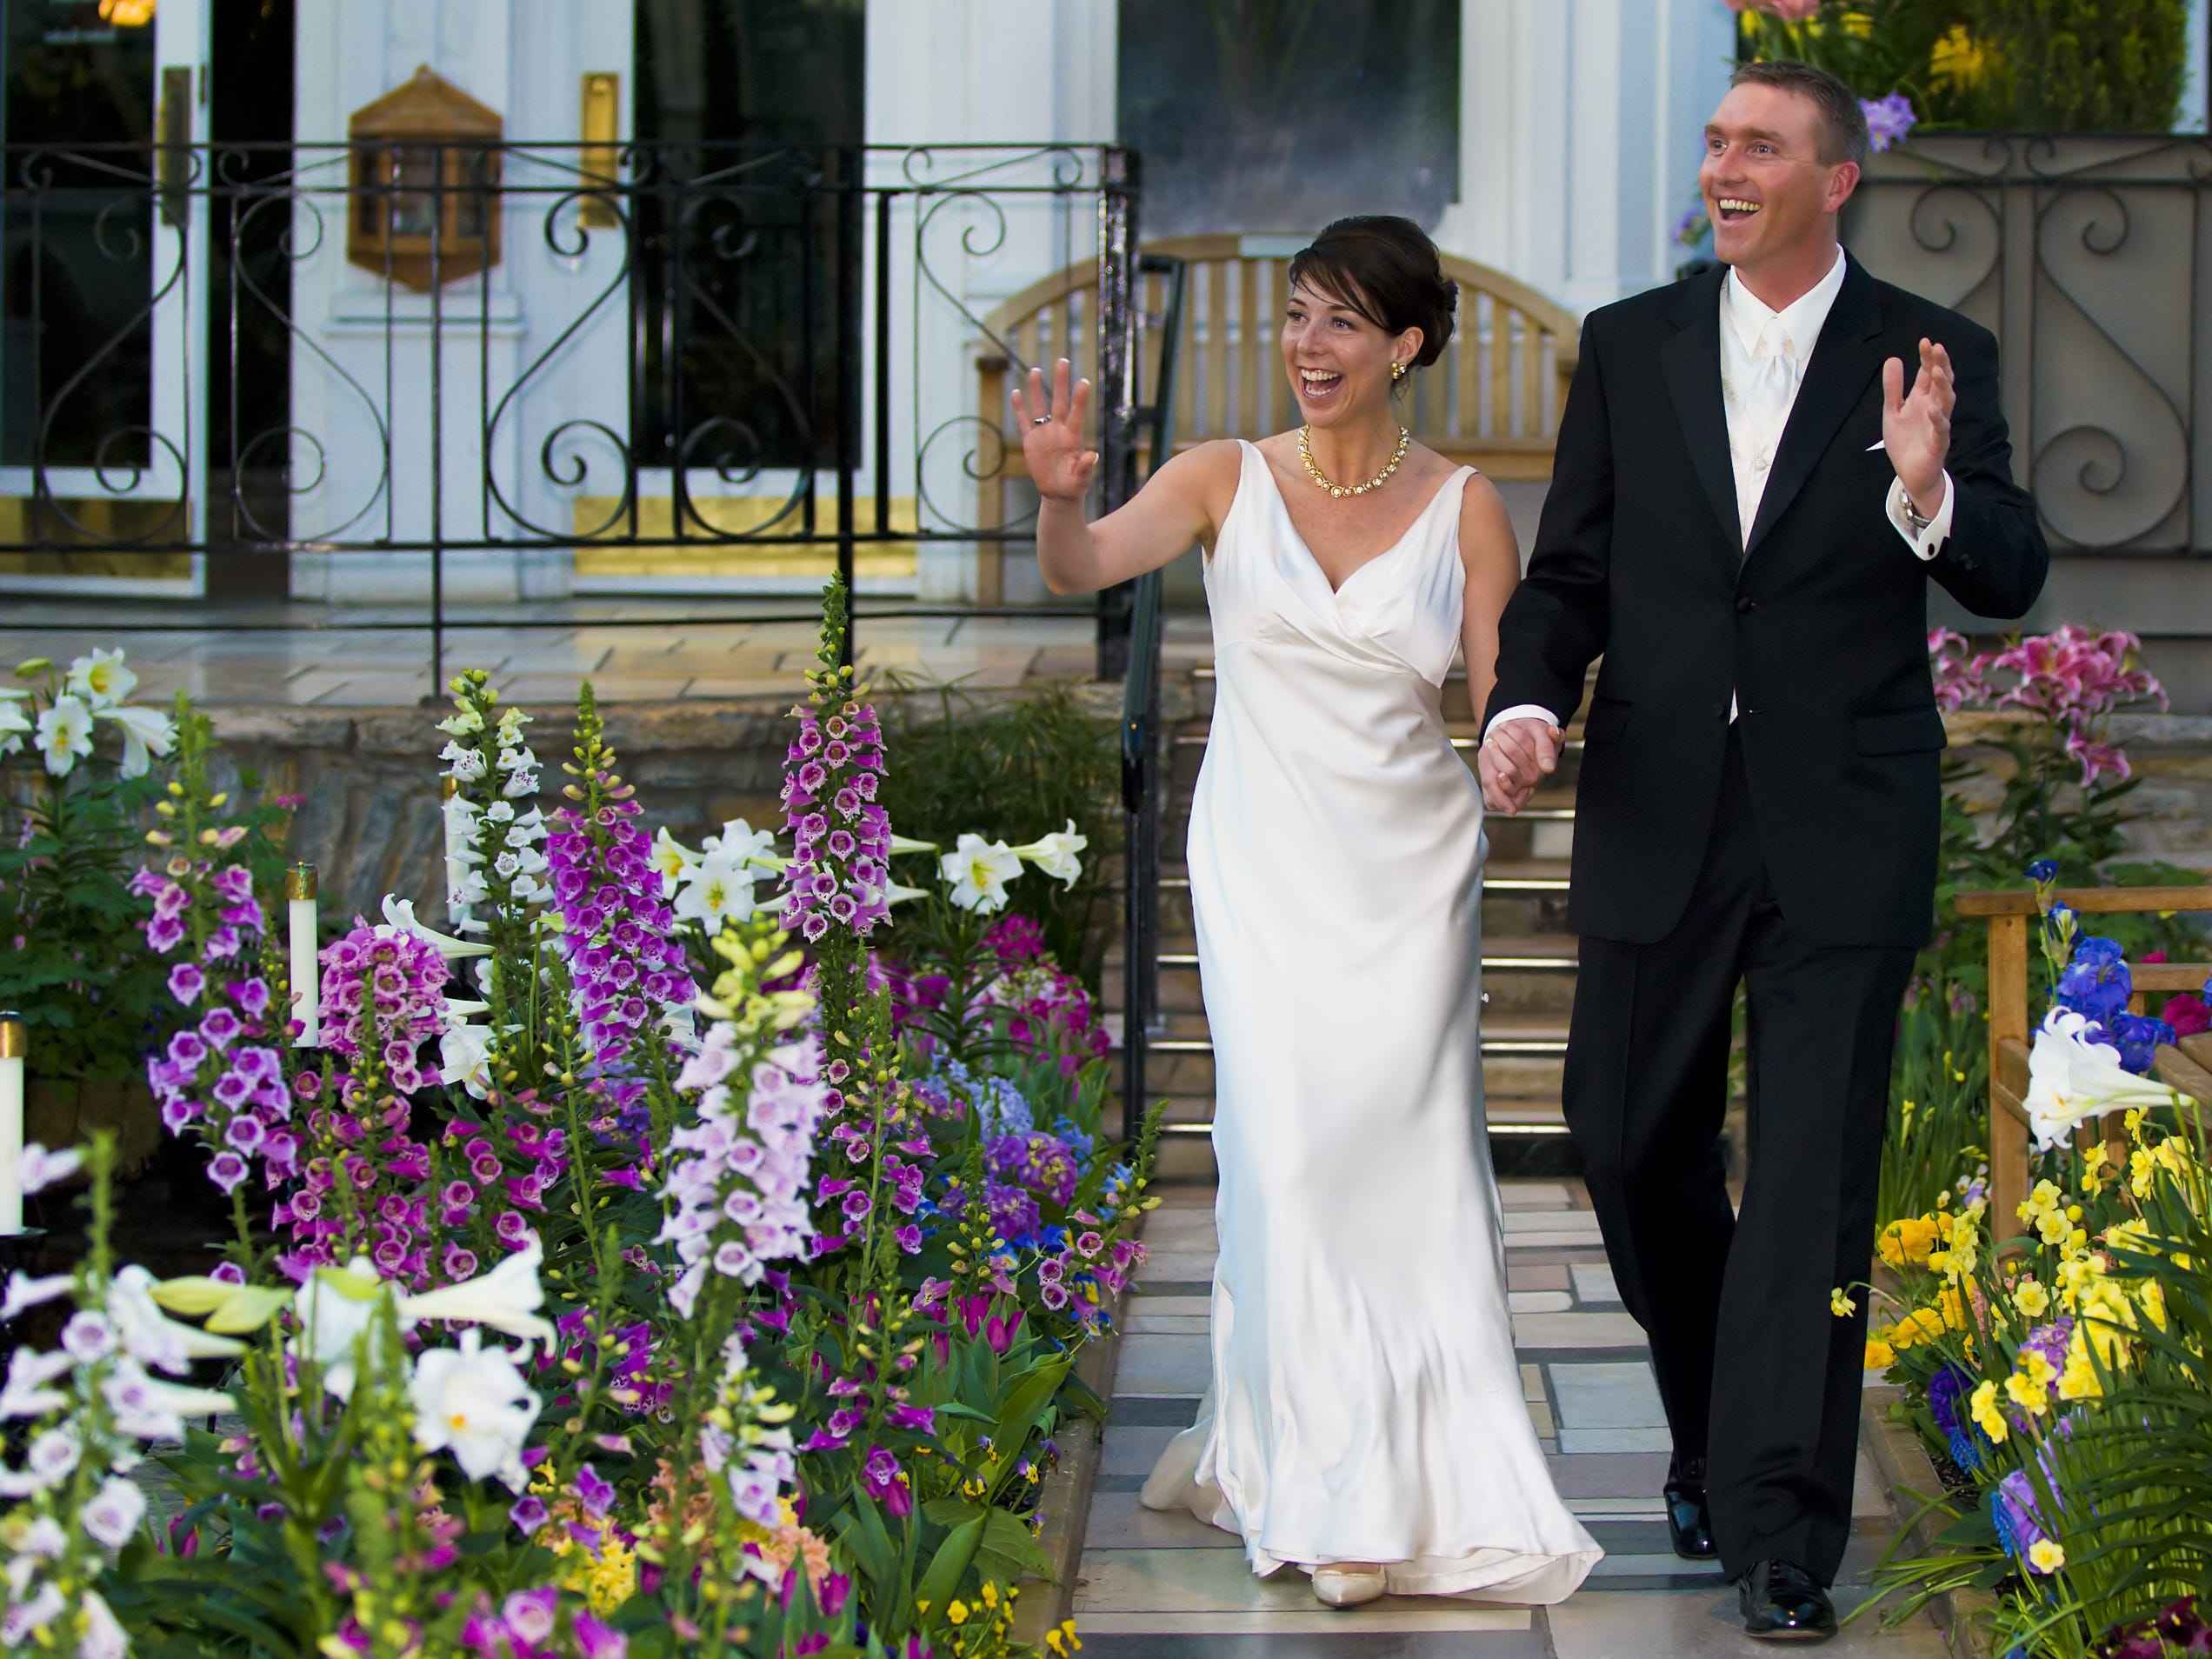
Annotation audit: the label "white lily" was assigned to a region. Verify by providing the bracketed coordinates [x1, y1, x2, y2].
[410, 1327, 542, 1490]
[881, 878, 933, 908]
[399, 1233, 556, 1348]
[0, 690, 29, 756]
[652, 827, 699, 897]
[65, 648, 136, 709]
[438, 1023, 496, 1098]
[34, 694, 92, 777]
[379, 894, 495, 959]
[888, 833, 940, 856]
[940, 834, 1023, 914]
[675, 849, 759, 925]
[1011, 819, 1088, 884]
[705, 817, 784, 873]
[291, 1259, 393, 1401]
[2023, 1008, 2181, 1152]
[96, 702, 177, 779]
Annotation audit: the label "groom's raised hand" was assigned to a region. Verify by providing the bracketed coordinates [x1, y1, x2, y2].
[1478, 716, 1561, 816]
[1882, 336, 1954, 521]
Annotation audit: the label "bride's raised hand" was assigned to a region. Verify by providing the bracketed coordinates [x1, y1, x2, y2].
[1012, 358, 1099, 503]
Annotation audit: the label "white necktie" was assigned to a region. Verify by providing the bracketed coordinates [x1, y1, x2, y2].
[1741, 319, 1798, 475]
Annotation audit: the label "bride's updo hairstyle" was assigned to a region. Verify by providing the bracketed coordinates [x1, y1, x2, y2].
[1287, 216, 1457, 372]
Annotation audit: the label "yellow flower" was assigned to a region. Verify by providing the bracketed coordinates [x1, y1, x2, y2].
[2028, 1538, 2066, 1575]
[2139, 1278, 2168, 1332]
[1864, 1337, 1896, 1370]
[1969, 1378, 2009, 1443]
[2004, 1369, 2049, 1418]
[1838, 10, 1874, 38]
[2012, 1278, 2051, 1320]
[1830, 1288, 1857, 1317]
[2081, 1143, 2112, 1198]
[1877, 1216, 1941, 1268]
[1929, 23, 1993, 92]
[947, 1601, 969, 1627]
[1044, 1620, 1084, 1656]
[1890, 1307, 1949, 1349]
[1938, 1285, 1972, 1332]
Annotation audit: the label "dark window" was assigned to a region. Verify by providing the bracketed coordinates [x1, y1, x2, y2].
[1116, 0, 1460, 238]
[632, 0, 864, 477]
[0, 0, 157, 469]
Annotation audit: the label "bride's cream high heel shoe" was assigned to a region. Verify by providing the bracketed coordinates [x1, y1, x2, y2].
[1311, 1563, 1389, 1609]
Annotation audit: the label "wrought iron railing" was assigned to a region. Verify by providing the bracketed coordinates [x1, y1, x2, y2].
[0, 140, 1146, 683]
[1846, 133, 2212, 557]
[1117, 250, 1189, 1146]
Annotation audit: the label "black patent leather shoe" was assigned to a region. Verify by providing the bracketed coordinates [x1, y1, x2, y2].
[1738, 1559, 1837, 1642]
[1662, 1455, 1716, 1561]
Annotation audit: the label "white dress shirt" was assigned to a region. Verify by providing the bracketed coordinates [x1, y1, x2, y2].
[1488, 248, 1957, 740]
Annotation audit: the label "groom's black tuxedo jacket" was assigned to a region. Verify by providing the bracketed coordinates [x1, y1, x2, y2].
[1485, 256, 2049, 949]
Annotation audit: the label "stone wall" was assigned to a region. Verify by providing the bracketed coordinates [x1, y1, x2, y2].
[1942, 710, 2212, 876]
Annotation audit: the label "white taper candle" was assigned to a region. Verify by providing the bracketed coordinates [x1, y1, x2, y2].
[0, 1013, 25, 1236]
[286, 864, 320, 1047]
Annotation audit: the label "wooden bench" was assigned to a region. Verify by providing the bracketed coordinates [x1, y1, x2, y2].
[971, 233, 1581, 603]
[1957, 884, 2212, 1237]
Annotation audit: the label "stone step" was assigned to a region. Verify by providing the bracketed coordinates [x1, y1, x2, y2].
[1103, 934, 1582, 1018]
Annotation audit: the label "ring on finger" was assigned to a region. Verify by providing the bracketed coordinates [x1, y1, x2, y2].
[1032, 416, 1052, 426]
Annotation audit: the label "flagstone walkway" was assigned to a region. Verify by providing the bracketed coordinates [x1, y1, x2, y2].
[1076, 1178, 1951, 1657]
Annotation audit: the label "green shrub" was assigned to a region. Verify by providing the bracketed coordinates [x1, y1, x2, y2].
[874, 678, 1121, 985]
[1969, 0, 2187, 132]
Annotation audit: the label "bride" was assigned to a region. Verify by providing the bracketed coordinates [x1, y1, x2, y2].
[1015, 216, 1599, 1610]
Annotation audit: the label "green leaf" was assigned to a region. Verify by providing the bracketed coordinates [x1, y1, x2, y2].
[989, 1352, 1072, 1462]
[916, 1512, 988, 1616]
[975, 1508, 1057, 1585]
[836, 1482, 899, 1586]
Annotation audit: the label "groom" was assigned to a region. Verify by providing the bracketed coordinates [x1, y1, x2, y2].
[1478, 62, 2047, 1641]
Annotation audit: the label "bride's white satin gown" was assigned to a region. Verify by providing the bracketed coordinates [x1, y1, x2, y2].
[1140, 441, 1602, 1602]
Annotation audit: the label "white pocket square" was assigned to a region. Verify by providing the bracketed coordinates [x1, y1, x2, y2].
[1864, 440, 1886, 451]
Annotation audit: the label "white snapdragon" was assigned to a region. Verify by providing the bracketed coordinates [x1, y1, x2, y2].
[77, 1477, 145, 1549]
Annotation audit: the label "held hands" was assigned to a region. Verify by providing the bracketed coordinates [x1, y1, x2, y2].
[1477, 717, 1562, 816]
[1882, 337, 1953, 517]
[1012, 359, 1099, 503]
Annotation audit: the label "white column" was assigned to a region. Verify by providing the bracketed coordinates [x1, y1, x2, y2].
[1435, 0, 1732, 314]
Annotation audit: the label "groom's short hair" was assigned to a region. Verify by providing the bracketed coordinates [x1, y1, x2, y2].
[1731, 59, 1870, 169]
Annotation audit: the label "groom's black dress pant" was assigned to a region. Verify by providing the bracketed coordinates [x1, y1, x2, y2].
[1562, 728, 1914, 1585]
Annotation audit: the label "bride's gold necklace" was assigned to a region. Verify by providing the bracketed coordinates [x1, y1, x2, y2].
[1298, 423, 1409, 498]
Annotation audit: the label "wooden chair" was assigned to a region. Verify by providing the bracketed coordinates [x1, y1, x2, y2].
[971, 233, 1581, 603]
[1957, 884, 2212, 1237]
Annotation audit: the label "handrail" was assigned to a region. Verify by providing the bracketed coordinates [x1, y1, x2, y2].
[1119, 251, 1190, 1147]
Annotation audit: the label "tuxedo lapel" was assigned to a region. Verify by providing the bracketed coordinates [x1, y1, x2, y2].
[1660, 267, 1740, 561]
[1743, 257, 1885, 559]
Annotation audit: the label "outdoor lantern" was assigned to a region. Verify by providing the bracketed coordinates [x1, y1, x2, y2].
[347, 64, 503, 291]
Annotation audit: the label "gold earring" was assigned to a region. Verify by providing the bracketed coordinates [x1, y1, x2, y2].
[1390, 361, 1407, 381]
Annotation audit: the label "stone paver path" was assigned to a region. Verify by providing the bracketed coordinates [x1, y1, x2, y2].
[1074, 1179, 1950, 1658]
